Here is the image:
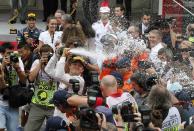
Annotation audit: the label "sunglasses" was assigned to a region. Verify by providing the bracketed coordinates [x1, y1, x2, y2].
[179, 48, 191, 52]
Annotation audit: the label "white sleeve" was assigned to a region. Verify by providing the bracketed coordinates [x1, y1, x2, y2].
[19, 58, 24, 71]
[39, 32, 44, 42]
[55, 57, 85, 94]
[45, 54, 58, 79]
[30, 59, 40, 71]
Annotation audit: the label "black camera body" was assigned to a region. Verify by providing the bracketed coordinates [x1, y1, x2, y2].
[112, 102, 137, 122]
[10, 53, 19, 63]
[138, 61, 152, 70]
[87, 71, 103, 107]
[69, 79, 80, 94]
[77, 106, 99, 130]
[139, 105, 152, 127]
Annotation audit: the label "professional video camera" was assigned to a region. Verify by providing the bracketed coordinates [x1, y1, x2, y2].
[77, 106, 100, 130]
[87, 71, 103, 107]
[69, 79, 80, 94]
[112, 102, 138, 122]
[10, 53, 19, 63]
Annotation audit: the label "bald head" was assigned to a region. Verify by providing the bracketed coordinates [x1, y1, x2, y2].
[101, 75, 117, 89]
[100, 75, 117, 97]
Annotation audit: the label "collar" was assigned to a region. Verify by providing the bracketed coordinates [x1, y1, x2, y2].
[110, 89, 123, 97]
[151, 42, 163, 51]
[100, 20, 110, 27]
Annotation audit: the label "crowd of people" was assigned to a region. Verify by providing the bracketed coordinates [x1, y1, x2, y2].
[1, 0, 194, 131]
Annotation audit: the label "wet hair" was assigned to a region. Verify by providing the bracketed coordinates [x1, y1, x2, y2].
[39, 44, 53, 55]
[65, 36, 84, 48]
[149, 29, 163, 39]
[62, 24, 86, 44]
[158, 47, 173, 61]
[148, 85, 172, 128]
[77, 17, 95, 38]
[114, 4, 125, 11]
[148, 85, 172, 110]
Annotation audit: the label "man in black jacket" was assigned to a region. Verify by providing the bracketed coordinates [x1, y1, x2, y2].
[116, 0, 132, 20]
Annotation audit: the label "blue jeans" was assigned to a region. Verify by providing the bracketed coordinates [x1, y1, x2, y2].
[0, 105, 19, 131]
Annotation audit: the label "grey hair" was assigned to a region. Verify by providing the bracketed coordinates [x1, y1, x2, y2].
[62, 14, 73, 24]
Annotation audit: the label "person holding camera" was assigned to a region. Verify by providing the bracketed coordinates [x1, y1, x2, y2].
[0, 42, 26, 131]
[17, 13, 42, 51]
[130, 70, 157, 107]
[45, 48, 85, 117]
[24, 45, 57, 131]
[148, 85, 181, 130]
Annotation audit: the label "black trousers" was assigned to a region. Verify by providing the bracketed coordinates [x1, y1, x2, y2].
[43, 0, 58, 20]
[116, 0, 132, 19]
[60, 0, 67, 13]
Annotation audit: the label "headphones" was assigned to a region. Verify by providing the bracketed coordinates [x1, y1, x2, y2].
[131, 71, 157, 91]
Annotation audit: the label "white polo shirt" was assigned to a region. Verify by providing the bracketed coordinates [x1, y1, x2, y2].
[39, 31, 62, 49]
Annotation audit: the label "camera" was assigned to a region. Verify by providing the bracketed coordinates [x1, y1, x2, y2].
[47, 53, 53, 61]
[77, 106, 99, 130]
[56, 46, 65, 57]
[138, 61, 152, 70]
[87, 71, 103, 107]
[139, 105, 152, 127]
[69, 79, 80, 94]
[112, 102, 137, 122]
[10, 53, 19, 63]
[189, 49, 194, 57]
[87, 71, 101, 97]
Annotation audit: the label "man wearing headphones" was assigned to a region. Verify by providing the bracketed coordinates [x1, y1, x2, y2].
[130, 70, 157, 106]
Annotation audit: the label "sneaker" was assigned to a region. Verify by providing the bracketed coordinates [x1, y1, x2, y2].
[16, 126, 24, 131]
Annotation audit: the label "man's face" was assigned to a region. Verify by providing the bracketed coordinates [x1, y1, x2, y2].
[158, 53, 167, 62]
[148, 32, 161, 48]
[114, 7, 124, 17]
[2, 49, 13, 65]
[142, 15, 151, 26]
[128, 27, 139, 39]
[55, 13, 62, 25]
[18, 48, 31, 60]
[131, 81, 144, 94]
[40, 51, 52, 65]
[69, 61, 84, 76]
[27, 19, 36, 29]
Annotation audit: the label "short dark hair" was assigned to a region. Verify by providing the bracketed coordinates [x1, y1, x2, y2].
[0, 42, 14, 53]
[141, 12, 151, 18]
[39, 44, 53, 54]
[115, 4, 125, 11]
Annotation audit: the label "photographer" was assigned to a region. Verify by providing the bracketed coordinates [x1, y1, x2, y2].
[131, 70, 157, 107]
[67, 75, 136, 109]
[24, 45, 57, 131]
[148, 85, 181, 130]
[0, 42, 26, 131]
[45, 48, 85, 95]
